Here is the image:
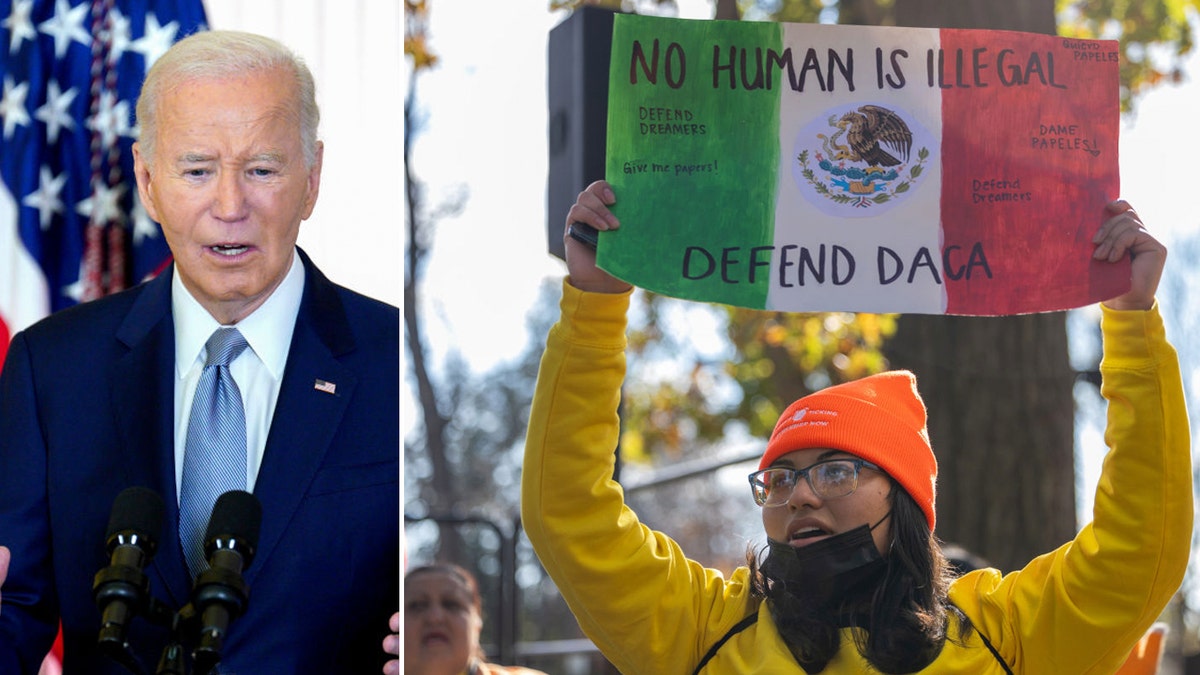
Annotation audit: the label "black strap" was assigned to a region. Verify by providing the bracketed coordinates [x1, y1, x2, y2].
[975, 627, 1015, 675]
[948, 599, 1015, 675]
[691, 612, 758, 675]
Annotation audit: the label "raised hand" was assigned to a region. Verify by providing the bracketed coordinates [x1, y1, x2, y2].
[1094, 200, 1166, 311]
[564, 180, 632, 295]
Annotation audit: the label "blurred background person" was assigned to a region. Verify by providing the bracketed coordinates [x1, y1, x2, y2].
[398, 563, 547, 675]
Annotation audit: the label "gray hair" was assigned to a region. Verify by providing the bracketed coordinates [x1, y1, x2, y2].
[135, 30, 320, 169]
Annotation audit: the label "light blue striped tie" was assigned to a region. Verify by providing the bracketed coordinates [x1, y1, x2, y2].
[180, 327, 249, 578]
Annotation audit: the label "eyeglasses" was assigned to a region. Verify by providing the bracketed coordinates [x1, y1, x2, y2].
[748, 458, 880, 507]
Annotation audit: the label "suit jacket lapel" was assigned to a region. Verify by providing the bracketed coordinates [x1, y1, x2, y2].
[110, 269, 194, 605]
[247, 251, 358, 585]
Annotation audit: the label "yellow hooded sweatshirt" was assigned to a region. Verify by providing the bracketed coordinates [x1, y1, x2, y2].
[522, 281, 1191, 674]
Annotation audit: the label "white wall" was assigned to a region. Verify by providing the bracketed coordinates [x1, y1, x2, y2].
[201, 0, 403, 307]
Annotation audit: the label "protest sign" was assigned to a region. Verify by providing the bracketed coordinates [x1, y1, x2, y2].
[596, 15, 1127, 315]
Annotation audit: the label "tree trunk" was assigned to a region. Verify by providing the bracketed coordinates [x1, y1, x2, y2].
[838, 0, 893, 26]
[714, 0, 740, 20]
[895, 0, 1054, 32]
[884, 314, 1076, 572]
[404, 81, 464, 563]
[882, 0, 1076, 573]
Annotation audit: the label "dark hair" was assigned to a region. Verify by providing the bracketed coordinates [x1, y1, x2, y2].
[746, 482, 972, 673]
[406, 563, 483, 612]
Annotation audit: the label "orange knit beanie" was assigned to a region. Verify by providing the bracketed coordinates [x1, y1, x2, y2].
[760, 370, 938, 531]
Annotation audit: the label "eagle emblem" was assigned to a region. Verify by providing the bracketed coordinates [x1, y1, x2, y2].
[836, 105, 913, 167]
[792, 104, 931, 211]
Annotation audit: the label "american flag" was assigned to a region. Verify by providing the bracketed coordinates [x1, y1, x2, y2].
[0, 0, 207, 367]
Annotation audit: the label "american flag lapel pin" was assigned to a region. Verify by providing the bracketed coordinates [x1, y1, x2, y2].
[314, 379, 337, 395]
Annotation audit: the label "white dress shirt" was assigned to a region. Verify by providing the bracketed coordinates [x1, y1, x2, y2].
[172, 249, 305, 499]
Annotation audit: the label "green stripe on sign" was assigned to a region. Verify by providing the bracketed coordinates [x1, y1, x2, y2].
[602, 15, 781, 309]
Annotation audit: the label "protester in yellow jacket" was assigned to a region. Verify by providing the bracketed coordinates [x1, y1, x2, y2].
[522, 180, 1190, 674]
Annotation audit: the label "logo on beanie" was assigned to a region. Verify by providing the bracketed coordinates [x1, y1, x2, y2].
[778, 407, 838, 436]
[792, 407, 839, 421]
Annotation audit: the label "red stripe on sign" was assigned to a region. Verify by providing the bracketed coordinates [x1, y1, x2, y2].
[938, 28, 1125, 315]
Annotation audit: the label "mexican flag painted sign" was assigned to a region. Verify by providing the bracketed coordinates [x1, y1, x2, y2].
[597, 14, 1127, 316]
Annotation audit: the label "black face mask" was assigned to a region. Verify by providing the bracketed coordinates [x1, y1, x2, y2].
[760, 520, 888, 610]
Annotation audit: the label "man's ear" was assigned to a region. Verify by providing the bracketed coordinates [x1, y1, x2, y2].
[300, 141, 324, 221]
[131, 142, 161, 223]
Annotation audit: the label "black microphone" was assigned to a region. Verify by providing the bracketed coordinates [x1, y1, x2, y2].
[190, 489, 261, 674]
[93, 486, 164, 664]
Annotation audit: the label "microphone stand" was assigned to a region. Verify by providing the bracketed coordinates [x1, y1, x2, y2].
[156, 600, 222, 675]
[98, 592, 177, 674]
[155, 609, 189, 675]
[112, 490, 258, 675]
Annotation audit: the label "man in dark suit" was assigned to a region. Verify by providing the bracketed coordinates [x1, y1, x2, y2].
[0, 30, 399, 674]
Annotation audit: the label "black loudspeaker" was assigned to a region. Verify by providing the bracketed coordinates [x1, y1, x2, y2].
[546, 7, 617, 261]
